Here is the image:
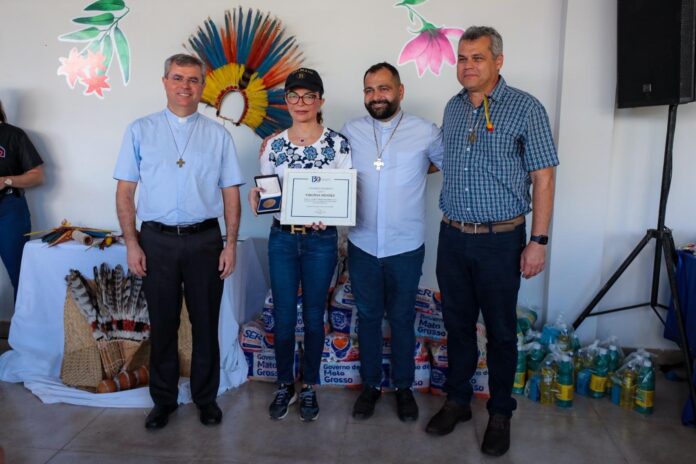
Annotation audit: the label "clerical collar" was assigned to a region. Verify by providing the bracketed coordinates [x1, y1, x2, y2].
[164, 108, 198, 125]
[374, 110, 403, 129]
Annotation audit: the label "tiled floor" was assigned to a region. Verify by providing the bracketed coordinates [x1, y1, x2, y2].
[1, 344, 694, 463]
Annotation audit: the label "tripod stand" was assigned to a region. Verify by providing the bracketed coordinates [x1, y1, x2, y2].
[572, 104, 696, 420]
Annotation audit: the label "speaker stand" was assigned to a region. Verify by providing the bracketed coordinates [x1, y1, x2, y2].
[572, 104, 696, 421]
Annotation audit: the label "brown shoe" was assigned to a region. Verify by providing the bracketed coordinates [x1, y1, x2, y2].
[481, 414, 511, 456]
[425, 400, 472, 435]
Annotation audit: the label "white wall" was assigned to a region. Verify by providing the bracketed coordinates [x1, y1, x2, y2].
[1, 0, 693, 350]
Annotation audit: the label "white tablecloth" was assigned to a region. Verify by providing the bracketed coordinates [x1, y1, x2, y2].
[0, 238, 268, 407]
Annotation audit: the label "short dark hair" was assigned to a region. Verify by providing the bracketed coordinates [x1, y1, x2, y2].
[363, 62, 401, 85]
[460, 26, 503, 57]
[0, 100, 6, 123]
[163, 53, 206, 79]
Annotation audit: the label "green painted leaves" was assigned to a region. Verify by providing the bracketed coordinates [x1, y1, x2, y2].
[395, 0, 429, 6]
[85, 0, 126, 11]
[114, 26, 130, 84]
[57, 0, 132, 97]
[73, 13, 115, 25]
[60, 27, 101, 42]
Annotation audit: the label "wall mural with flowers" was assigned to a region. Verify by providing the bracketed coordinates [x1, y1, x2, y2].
[56, 0, 131, 99]
[395, 0, 464, 78]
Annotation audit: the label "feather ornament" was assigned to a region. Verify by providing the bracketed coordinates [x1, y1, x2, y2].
[187, 7, 302, 138]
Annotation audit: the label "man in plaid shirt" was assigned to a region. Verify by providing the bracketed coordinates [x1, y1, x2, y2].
[426, 26, 559, 457]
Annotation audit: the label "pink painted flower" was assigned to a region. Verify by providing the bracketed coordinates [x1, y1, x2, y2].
[398, 25, 464, 77]
[84, 50, 107, 75]
[57, 47, 88, 88]
[82, 74, 110, 98]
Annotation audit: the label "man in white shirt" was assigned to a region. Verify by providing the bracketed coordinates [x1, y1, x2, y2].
[341, 62, 443, 422]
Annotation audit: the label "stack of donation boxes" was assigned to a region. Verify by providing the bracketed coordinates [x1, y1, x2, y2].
[240, 275, 490, 398]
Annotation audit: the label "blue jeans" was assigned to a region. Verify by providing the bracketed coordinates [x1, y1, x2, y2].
[268, 225, 337, 385]
[348, 241, 424, 389]
[0, 194, 31, 301]
[436, 221, 525, 417]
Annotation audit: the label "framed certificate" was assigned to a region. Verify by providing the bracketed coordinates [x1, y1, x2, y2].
[254, 175, 282, 214]
[280, 169, 356, 226]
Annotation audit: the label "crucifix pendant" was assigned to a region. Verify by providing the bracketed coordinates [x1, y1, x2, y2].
[374, 158, 384, 170]
[468, 132, 477, 144]
[176, 158, 186, 168]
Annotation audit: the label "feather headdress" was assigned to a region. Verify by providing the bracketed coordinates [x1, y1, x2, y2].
[188, 8, 303, 138]
[66, 264, 150, 342]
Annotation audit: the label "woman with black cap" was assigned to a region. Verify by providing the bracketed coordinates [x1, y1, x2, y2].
[249, 68, 352, 421]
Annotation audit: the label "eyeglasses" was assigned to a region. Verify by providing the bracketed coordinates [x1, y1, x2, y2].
[285, 91, 319, 105]
[168, 74, 203, 86]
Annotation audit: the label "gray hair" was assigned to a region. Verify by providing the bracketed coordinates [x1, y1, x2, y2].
[460, 26, 503, 57]
[163, 53, 206, 79]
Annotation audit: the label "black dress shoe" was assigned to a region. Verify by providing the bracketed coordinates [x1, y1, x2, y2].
[425, 400, 472, 435]
[199, 401, 223, 426]
[395, 388, 419, 422]
[481, 414, 511, 456]
[145, 404, 178, 430]
[352, 386, 381, 419]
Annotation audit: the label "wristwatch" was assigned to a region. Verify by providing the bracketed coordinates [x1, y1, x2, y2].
[3, 178, 12, 187]
[530, 235, 549, 245]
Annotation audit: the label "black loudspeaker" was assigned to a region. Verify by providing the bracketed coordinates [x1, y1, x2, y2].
[617, 0, 696, 108]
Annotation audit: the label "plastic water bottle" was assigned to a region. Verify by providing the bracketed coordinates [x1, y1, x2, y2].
[526, 342, 545, 380]
[589, 348, 609, 398]
[540, 359, 556, 405]
[557, 324, 572, 352]
[555, 355, 574, 408]
[513, 342, 527, 395]
[634, 360, 655, 414]
[516, 306, 537, 334]
[576, 368, 592, 396]
[526, 373, 541, 402]
[607, 345, 621, 372]
[620, 367, 637, 409]
[606, 345, 621, 391]
[610, 377, 622, 405]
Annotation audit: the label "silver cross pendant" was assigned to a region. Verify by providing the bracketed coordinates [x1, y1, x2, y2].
[373, 158, 384, 170]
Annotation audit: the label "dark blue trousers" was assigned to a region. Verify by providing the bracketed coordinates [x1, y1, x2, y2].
[436, 221, 525, 417]
[268, 225, 337, 385]
[0, 195, 31, 301]
[348, 241, 424, 389]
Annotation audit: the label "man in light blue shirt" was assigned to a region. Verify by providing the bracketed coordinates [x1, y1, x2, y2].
[114, 54, 243, 430]
[341, 62, 443, 422]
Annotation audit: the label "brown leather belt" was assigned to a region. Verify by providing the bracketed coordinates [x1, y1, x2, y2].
[442, 214, 524, 234]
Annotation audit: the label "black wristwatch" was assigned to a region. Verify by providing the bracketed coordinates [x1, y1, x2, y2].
[530, 235, 549, 245]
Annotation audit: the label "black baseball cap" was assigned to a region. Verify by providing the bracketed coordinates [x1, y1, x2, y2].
[285, 68, 324, 94]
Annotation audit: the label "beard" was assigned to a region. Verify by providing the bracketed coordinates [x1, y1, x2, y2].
[365, 98, 399, 120]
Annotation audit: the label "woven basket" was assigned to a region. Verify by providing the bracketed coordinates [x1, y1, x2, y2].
[60, 291, 103, 390]
[60, 285, 191, 387]
[178, 302, 193, 377]
[122, 339, 150, 371]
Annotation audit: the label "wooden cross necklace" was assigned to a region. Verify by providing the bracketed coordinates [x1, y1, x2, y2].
[164, 112, 200, 168]
[372, 112, 404, 170]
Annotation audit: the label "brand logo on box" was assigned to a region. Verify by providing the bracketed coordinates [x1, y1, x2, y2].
[331, 309, 349, 330]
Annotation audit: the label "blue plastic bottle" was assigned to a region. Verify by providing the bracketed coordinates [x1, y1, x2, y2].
[589, 348, 609, 398]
